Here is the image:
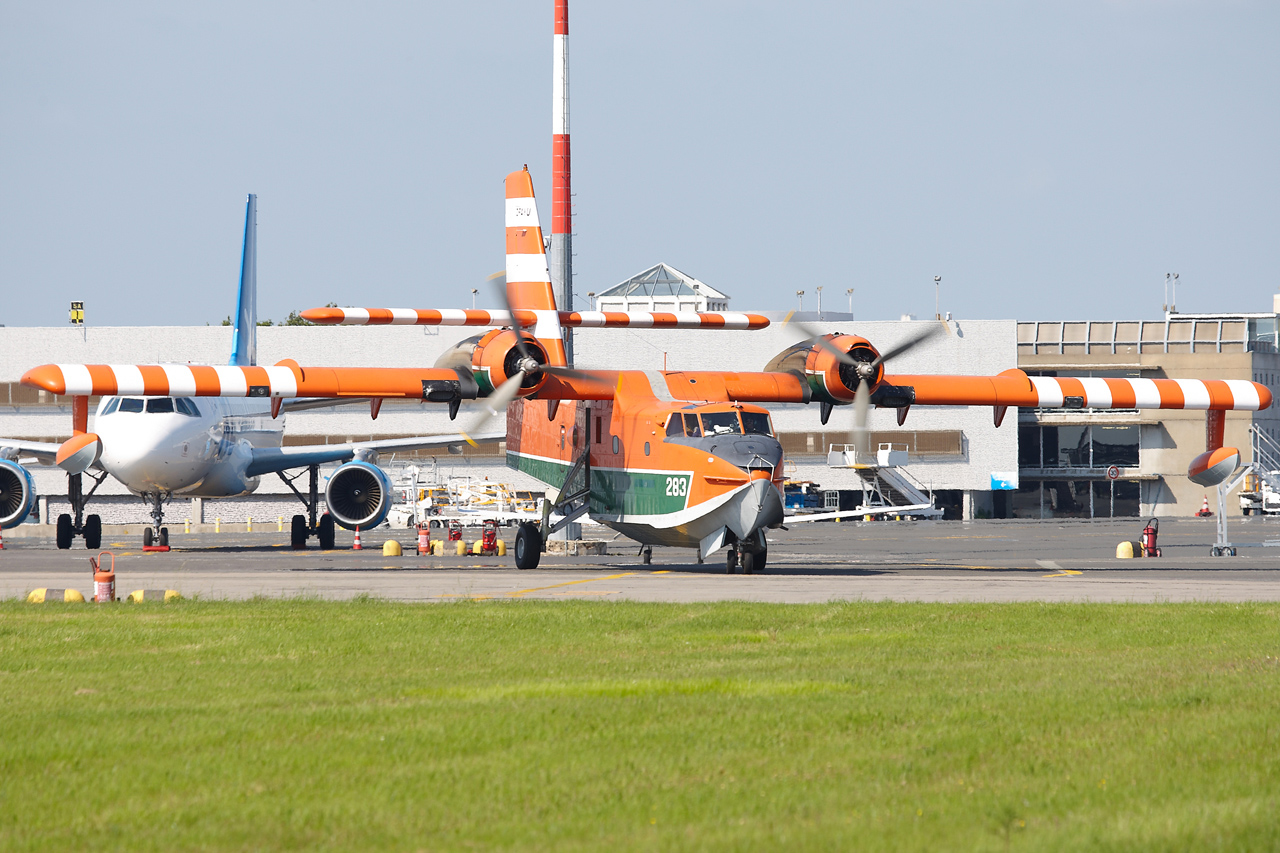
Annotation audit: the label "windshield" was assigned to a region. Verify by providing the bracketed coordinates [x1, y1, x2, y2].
[174, 398, 201, 417]
[101, 398, 120, 415]
[118, 398, 143, 413]
[700, 412, 742, 436]
[146, 398, 174, 414]
[741, 412, 773, 436]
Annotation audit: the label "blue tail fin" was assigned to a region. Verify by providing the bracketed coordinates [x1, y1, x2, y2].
[229, 193, 257, 367]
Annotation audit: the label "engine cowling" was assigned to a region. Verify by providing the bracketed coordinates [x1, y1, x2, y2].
[434, 329, 548, 396]
[0, 459, 38, 529]
[325, 461, 392, 530]
[763, 333, 882, 405]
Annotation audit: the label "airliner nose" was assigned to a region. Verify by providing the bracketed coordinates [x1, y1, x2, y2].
[96, 411, 208, 492]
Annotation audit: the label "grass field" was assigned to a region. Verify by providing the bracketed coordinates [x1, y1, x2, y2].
[1, 600, 1278, 851]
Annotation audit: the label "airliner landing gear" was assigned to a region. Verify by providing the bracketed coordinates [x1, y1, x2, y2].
[141, 491, 171, 549]
[279, 465, 337, 550]
[54, 471, 106, 550]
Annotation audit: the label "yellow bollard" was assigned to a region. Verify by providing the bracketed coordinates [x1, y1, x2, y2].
[277, 516, 283, 532]
[1116, 541, 1135, 559]
[247, 517, 252, 532]
[215, 517, 221, 533]
[184, 518, 190, 534]
[382, 540, 402, 556]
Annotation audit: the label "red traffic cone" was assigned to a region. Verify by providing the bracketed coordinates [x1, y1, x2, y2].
[0, 526, 5, 550]
[1197, 495, 1213, 517]
[352, 526, 362, 550]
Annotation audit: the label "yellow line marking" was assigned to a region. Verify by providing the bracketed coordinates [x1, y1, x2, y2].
[652, 570, 670, 574]
[506, 573, 637, 597]
[1043, 569, 1083, 578]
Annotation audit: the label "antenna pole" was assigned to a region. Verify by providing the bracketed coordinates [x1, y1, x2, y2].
[550, 0, 573, 365]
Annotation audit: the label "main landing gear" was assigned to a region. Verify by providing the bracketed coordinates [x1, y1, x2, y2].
[55, 471, 106, 550]
[514, 521, 542, 570]
[279, 465, 336, 550]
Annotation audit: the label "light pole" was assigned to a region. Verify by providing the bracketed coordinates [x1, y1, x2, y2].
[1164, 273, 1178, 315]
[846, 288, 853, 315]
[471, 288, 478, 310]
[587, 291, 596, 311]
[815, 286, 823, 318]
[934, 276, 941, 320]
[796, 290, 805, 312]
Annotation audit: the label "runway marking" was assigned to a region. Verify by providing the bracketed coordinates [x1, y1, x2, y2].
[1036, 560, 1062, 571]
[437, 573, 639, 601]
[1044, 569, 1084, 578]
[507, 573, 637, 597]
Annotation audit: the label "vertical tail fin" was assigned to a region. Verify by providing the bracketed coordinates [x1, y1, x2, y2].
[230, 193, 257, 367]
[505, 168, 566, 366]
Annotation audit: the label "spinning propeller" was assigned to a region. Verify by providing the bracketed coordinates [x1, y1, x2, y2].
[782, 314, 943, 456]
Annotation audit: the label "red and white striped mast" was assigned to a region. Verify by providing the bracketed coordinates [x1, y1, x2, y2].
[550, 0, 573, 365]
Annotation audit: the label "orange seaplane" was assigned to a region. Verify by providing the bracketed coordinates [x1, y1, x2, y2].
[22, 168, 1273, 571]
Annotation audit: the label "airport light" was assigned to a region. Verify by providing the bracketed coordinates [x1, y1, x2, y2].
[587, 291, 596, 311]
[796, 290, 805, 311]
[846, 288, 854, 315]
[815, 286, 823, 318]
[471, 288, 478, 309]
[934, 276, 942, 321]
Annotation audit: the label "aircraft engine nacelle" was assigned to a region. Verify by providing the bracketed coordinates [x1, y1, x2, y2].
[0, 459, 38, 529]
[325, 461, 393, 531]
[434, 329, 548, 397]
[763, 333, 883, 405]
[1188, 446, 1240, 487]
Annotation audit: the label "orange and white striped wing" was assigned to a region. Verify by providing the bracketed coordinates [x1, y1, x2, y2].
[301, 307, 530, 326]
[893, 371, 1272, 411]
[21, 363, 465, 399]
[560, 311, 770, 330]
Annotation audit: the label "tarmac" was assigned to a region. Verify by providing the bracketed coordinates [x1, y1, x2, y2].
[5, 515, 1280, 603]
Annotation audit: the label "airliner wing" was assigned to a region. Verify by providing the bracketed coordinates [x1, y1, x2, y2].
[0, 438, 64, 466]
[243, 431, 504, 477]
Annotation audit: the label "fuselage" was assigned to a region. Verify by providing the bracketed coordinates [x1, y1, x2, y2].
[506, 395, 786, 549]
[93, 395, 282, 497]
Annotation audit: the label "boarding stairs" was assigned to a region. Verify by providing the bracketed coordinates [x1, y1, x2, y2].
[1249, 425, 1280, 493]
[826, 443, 943, 518]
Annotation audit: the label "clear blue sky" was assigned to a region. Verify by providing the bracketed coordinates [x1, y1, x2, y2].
[2, 1, 1276, 327]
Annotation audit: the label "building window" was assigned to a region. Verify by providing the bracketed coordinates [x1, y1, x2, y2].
[1018, 424, 1139, 469]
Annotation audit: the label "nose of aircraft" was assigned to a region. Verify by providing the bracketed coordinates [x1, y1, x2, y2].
[96, 412, 209, 492]
[727, 475, 785, 541]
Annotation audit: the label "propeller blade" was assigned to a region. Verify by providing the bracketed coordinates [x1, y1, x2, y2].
[850, 378, 871, 457]
[460, 371, 525, 447]
[870, 324, 944, 369]
[781, 311, 857, 366]
[488, 272, 538, 366]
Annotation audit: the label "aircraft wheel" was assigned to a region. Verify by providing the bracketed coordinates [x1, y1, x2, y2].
[143, 527, 154, 548]
[726, 548, 738, 574]
[642, 546, 652, 566]
[742, 549, 761, 574]
[84, 515, 102, 550]
[514, 522, 542, 570]
[159, 527, 169, 547]
[318, 514, 336, 550]
[56, 514, 74, 550]
[290, 515, 307, 549]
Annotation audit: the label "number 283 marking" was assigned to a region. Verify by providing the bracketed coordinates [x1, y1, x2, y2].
[665, 477, 688, 497]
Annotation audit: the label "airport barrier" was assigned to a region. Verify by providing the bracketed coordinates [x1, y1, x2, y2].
[27, 588, 86, 603]
[126, 590, 183, 602]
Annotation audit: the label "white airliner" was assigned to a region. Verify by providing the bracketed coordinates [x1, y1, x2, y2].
[0, 195, 497, 550]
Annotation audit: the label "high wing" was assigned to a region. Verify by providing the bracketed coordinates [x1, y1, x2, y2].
[300, 307, 770, 330]
[243, 431, 504, 478]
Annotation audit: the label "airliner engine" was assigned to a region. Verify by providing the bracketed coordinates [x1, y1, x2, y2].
[0, 459, 38, 529]
[324, 461, 392, 530]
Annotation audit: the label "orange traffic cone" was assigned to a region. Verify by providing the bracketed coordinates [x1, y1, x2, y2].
[0, 526, 5, 550]
[1197, 495, 1213, 517]
[353, 526, 362, 550]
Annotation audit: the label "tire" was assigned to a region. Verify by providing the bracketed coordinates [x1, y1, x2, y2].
[753, 543, 768, 573]
[159, 528, 169, 547]
[84, 515, 102, 550]
[514, 522, 542, 570]
[742, 549, 758, 574]
[143, 527, 153, 548]
[56, 514, 73, 550]
[726, 549, 738, 574]
[291, 515, 308, 549]
[318, 514, 336, 550]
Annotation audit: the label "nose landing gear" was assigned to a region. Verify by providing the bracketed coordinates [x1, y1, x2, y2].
[141, 491, 171, 551]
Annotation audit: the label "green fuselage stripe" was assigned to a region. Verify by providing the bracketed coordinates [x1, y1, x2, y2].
[506, 452, 690, 517]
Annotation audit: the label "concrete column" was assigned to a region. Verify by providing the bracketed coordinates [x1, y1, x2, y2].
[191, 497, 205, 523]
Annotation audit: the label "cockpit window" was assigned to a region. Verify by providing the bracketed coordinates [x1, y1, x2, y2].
[741, 412, 774, 436]
[665, 415, 683, 437]
[174, 398, 201, 417]
[118, 398, 143, 413]
[700, 412, 742, 436]
[683, 413, 701, 437]
[101, 398, 121, 415]
[146, 398, 175, 414]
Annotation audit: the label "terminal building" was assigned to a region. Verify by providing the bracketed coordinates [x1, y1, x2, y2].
[2, 279, 1277, 526]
